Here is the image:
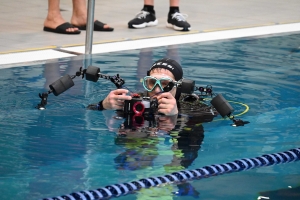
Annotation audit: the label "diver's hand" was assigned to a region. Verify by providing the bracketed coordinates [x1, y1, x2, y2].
[156, 92, 178, 116]
[102, 89, 132, 110]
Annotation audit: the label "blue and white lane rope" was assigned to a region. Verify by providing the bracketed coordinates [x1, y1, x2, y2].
[42, 148, 300, 200]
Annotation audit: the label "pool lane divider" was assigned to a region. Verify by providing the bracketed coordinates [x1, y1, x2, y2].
[42, 147, 300, 200]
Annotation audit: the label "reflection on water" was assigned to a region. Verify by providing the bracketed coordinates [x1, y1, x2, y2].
[0, 34, 300, 200]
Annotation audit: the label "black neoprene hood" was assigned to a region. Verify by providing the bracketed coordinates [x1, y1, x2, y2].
[147, 58, 183, 81]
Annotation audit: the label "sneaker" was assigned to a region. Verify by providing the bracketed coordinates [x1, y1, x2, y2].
[166, 12, 191, 31]
[128, 10, 158, 29]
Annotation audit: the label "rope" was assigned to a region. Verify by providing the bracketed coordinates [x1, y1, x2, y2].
[41, 147, 300, 200]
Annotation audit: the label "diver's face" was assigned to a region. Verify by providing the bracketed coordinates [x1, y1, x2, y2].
[147, 68, 177, 98]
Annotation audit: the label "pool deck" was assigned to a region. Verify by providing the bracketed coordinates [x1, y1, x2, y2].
[1, 0, 300, 65]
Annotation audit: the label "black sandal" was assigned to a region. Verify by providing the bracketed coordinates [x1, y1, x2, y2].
[73, 20, 114, 32]
[43, 22, 81, 34]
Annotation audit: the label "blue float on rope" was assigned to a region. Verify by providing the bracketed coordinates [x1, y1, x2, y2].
[42, 148, 300, 200]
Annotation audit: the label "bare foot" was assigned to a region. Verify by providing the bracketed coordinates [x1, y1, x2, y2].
[44, 14, 79, 33]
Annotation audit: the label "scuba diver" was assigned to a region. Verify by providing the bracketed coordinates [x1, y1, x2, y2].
[87, 57, 217, 198]
[87, 57, 217, 118]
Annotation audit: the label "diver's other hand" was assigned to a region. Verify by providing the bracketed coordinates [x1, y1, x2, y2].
[102, 89, 132, 110]
[157, 92, 178, 116]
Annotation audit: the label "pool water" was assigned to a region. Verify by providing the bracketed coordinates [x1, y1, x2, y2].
[0, 33, 300, 200]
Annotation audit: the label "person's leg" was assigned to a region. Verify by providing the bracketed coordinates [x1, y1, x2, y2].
[44, 0, 79, 33]
[143, 0, 155, 13]
[167, 0, 191, 31]
[169, 0, 179, 12]
[70, 0, 112, 29]
[169, 0, 179, 7]
[128, 0, 157, 28]
[144, 0, 154, 6]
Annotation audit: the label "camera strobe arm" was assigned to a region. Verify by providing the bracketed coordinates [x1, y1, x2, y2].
[177, 79, 214, 97]
[178, 78, 249, 126]
[210, 93, 249, 126]
[85, 65, 125, 89]
[36, 66, 125, 110]
[36, 73, 76, 110]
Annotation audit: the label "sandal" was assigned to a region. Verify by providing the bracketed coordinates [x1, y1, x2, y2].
[73, 20, 114, 32]
[43, 22, 81, 34]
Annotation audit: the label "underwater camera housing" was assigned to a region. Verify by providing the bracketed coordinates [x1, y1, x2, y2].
[122, 96, 158, 129]
[123, 112, 156, 130]
[123, 96, 158, 116]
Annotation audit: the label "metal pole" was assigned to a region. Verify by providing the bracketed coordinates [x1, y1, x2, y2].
[85, 0, 95, 54]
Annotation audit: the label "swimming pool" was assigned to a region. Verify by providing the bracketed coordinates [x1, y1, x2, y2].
[0, 32, 299, 200]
